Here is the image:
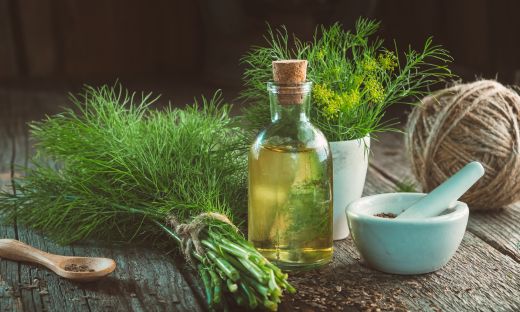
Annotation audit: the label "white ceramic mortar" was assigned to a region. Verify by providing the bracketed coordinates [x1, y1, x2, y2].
[346, 193, 469, 275]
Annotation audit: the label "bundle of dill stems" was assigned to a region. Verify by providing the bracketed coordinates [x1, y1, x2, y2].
[0, 86, 293, 311]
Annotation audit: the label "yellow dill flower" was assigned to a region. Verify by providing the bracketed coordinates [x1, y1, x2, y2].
[339, 89, 360, 109]
[378, 51, 398, 71]
[365, 78, 385, 103]
[316, 49, 325, 60]
[313, 83, 341, 119]
[322, 100, 340, 118]
[313, 83, 334, 102]
[349, 89, 361, 107]
[351, 89, 360, 106]
[361, 56, 378, 72]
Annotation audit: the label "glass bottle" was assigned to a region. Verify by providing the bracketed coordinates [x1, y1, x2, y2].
[248, 77, 333, 270]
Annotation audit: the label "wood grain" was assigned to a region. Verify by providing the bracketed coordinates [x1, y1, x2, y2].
[280, 164, 520, 311]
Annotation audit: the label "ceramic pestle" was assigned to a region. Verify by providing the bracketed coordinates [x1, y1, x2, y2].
[396, 161, 485, 219]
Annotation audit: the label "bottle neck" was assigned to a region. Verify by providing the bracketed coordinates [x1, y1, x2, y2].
[271, 103, 309, 122]
[268, 82, 312, 123]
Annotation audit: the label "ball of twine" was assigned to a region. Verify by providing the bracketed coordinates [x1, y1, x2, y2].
[406, 80, 520, 210]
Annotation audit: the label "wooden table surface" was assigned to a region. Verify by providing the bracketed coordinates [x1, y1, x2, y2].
[0, 89, 519, 312]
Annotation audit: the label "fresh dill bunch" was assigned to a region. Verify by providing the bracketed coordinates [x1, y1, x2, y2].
[240, 18, 454, 141]
[0, 85, 294, 310]
[1, 85, 247, 243]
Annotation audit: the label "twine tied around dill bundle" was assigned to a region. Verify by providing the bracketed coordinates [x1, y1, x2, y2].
[406, 80, 520, 210]
[167, 212, 238, 267]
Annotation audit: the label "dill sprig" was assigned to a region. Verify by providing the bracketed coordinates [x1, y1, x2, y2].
[0, 84, 293, 310]
[395, 178, 418, 193]
[239, 18, 454, 141]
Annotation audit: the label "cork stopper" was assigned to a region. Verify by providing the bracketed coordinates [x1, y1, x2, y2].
[272, 60, 307, 84]
[271, 60, 308, 105]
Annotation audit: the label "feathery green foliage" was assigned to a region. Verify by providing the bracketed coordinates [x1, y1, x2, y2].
[0, 85, 293, 310]
[240, 18, 453, 141]
[394, 178, 418, 193]
[2, 86, 246, 242]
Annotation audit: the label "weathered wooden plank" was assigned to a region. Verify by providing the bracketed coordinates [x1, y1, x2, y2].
[16, 229, 89, 312]
[467, 206, 520, 263]
[73, 243, 204, 312]
[174, 263, 207, 311]
[371, 131, 520, 263]
[280, 158, 520, 311]
[370, 132, 414, 182]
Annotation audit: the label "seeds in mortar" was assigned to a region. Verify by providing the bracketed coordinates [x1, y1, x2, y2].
[374, 212, 397, 218]
[64, 263, 95, 272]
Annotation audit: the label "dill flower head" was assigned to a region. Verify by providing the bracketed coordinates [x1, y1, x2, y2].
[314, 84, 362, 120]
[364, 77, 385, 103]
[316, 49, 326, 60]
[340, 89, 361, 109]
[378, 51, 398, 71]
[313, 83, 341, 118]
[361, 56, 379, 72]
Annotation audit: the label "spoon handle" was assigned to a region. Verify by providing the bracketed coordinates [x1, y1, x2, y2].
[0, 239, 59, 268]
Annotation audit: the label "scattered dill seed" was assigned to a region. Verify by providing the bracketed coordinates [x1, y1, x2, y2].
[374, 213, 397, 219]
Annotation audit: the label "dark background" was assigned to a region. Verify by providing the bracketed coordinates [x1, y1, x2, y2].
[1, 0, 519, 112]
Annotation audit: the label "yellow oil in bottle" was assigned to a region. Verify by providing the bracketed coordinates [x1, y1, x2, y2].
[248, 144, 333, 270]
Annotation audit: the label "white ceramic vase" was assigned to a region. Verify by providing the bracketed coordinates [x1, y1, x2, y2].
[330, 135, 370, 240]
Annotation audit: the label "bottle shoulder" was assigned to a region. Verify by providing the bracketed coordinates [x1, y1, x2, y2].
[252, 120, 330, 152]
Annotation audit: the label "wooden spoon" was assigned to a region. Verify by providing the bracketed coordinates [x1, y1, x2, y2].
[0, 239, 116, 282]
